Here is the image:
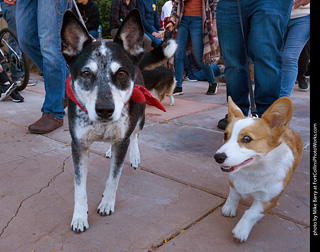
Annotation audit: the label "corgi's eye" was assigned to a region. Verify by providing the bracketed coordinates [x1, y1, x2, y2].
[224, 133, 228, 141]
[116, 70, 127, 79]
[82, 71, 91, 78]
[242, 135, 252, 143]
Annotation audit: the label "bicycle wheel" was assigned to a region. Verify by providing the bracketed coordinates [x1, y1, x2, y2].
[0, 27, 30, 91]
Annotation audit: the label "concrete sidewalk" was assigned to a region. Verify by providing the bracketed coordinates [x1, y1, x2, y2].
[0, 73, 310, 252]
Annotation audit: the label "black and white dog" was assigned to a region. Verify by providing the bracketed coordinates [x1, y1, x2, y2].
[61, 10, 177, 233]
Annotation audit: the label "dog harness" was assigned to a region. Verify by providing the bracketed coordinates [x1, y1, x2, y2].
[66, 74, 166, 113]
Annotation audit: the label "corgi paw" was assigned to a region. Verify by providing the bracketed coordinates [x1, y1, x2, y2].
[232, 224, 250, 243]
[222, 204, 237, 217]
[71, 215, 89, 233]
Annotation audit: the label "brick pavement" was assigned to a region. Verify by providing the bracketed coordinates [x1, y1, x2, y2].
[0, 73, 310, 251]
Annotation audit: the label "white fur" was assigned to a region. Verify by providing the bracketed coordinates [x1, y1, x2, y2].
[110, 81, 134, 121]
[99, 41, 108, 56]
[74, 80, 99, 122]
[217, 118, 257, 169]
[71, 158, 89, 232]
[129, 124, 141, 169]
[110, 62, 121, 74]
[229, 143, 294, 201]
[98, 161, 121, 215]
[163, 40, 178, 58]
[232, 200, 265, 243]
[85, 60, 98, 73]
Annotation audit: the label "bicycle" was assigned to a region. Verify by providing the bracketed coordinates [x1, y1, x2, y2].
[0, 7, 29, 92]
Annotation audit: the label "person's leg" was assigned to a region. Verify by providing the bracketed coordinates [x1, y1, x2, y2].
[174, 17, 190, 88]
[247, 0, 293, 116]
[144, 31, 162, 48]
[194, 64, 222, 81]
[89, 30, 99, 39]
[37, 0, 69, 119]
[217, 0, 249, 115]
[280, 15, 310, 97]
[16, 0, 44, 72]
[298, 38, 310, 80]
[297, 38, 310, 91]
[188, 16, 216, 85]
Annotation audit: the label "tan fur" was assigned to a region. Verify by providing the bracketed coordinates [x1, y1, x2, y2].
[262, 128, 303, 213]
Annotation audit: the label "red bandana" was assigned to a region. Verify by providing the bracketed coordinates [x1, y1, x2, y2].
[66, 74, 166, 113]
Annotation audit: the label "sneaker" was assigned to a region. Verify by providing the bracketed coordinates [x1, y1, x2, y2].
[218, 114, 228, 130]
[298, 82, 309, 92]
[0, 82, 17, 101]
[27, 78, 38, 87]
[206, 83, 218, 95]
[185, 74, 198, 82]
[173, 86, 183, 96]
[10, 90, 24, 102]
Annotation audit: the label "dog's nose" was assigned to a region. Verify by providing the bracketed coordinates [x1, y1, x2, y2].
[95, 102, 115, 119]
[214, 152, 227, 164]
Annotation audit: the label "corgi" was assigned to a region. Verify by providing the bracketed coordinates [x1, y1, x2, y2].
[214, 96, 303, 243]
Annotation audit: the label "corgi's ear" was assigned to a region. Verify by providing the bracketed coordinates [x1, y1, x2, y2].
[262, 97, 293, 130]
[228, 96, 245, 122]
[114, 9, 145, 62]
[61, 10, 93, 64]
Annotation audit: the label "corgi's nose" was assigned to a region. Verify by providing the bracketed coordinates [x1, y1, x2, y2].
[95, 102, 114, 119]
[214, 152, 227, 164]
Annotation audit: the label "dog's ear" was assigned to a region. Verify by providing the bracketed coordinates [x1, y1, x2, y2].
[262, 97, 293, 131]
[228, 96, 245, 122]
[61, 10, 93, 63]
[114, 9, 145, 62]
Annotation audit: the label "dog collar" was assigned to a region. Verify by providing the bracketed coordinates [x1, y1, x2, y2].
[66, 74, 88, 113]
[66, 74, 166, 113]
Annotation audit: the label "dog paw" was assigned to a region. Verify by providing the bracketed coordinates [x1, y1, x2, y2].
[130, 145, 140, 169]
[97, 198, 115, 216]
[232, 223, 250, 243]
[222, 204, 237, 217]
[71, 216, 89, 233]
[130, 155, 140, 169]
[105, 146, 112, 159]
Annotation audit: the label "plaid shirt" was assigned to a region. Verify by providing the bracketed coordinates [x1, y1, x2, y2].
[110, 0, 137, 31]
[171, 0, 218, 63]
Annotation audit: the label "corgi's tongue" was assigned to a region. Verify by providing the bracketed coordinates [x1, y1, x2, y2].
[221, 158, 253, 173]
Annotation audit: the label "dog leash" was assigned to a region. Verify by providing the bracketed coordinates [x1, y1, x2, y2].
[236, 0, 258, 118]
[56, 0, 96, 41]
[66, 74, 166, 113]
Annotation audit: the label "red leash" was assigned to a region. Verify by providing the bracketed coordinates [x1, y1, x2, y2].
[66, 74, 166, 113]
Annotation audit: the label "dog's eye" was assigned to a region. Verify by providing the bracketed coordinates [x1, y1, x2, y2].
[242, 135, 252, 143]
[82, 71, 91, 78]
[116, 70, 127, 79]
[224, 132, 228, 141]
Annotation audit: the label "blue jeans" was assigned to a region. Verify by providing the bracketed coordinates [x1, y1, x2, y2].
[280, 15, 310, 97]
[174, 16, 215, 88]
[15, 0, 69, 119]
[145, 30, 162, 48]
[217, 0, 293, 117]
[194, 64, 222, 81]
